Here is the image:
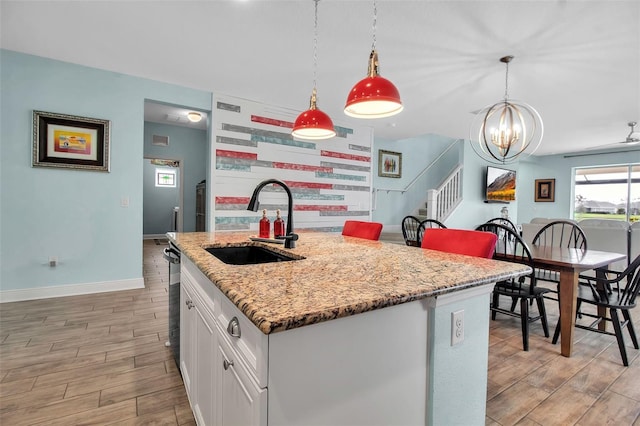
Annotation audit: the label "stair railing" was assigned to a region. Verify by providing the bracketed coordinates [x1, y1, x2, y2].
[426, 165, 463, 222]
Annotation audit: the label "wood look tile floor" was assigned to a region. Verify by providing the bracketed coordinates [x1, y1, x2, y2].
[0, 239, 638, 425]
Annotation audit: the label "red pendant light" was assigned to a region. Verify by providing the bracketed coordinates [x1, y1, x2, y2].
[344, 50, 403, 118]
[344, 0, 403, 119]
[292, 88, 336, 140]
[292, 0, 335, 141]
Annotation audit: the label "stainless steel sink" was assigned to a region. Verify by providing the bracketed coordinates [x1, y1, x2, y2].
[205, 245, 298, 265]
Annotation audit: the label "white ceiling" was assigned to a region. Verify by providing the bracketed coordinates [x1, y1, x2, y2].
[2, 0, 639, 156]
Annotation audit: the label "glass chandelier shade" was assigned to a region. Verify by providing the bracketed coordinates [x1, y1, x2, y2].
[292, 0, 335, 141]
[470, 55, 543, 164]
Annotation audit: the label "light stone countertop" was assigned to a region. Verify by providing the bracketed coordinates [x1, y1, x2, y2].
[167, 231, 531, 335]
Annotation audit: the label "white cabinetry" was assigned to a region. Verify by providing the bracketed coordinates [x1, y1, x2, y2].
[181, 265, 217, 426]
[181, 256, 494, 426]
[181, 257, 267, 426]
[215, 330, 267, 426]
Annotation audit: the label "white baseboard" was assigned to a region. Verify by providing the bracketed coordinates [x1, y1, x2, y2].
[0, 278, 145, 303]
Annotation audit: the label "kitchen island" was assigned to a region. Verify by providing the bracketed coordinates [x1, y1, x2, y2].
[168, 231, 531, 426]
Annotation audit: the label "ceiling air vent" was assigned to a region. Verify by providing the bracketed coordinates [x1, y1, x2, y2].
[152, 135, 169, 146]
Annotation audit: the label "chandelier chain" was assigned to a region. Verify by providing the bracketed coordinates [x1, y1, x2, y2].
[313, 0, 319, 91]
[371, 0, 377, 50]
[503, 60, 509, 100]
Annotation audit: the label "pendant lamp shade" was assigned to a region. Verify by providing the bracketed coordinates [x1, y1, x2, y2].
[291, 0, 335, 141]
[292, 89, 336, 140]
[344, 50, 403, 119]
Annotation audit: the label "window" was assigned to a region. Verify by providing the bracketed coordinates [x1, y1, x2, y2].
[574, 164, 640, 222]
[156, 168, 177, 188]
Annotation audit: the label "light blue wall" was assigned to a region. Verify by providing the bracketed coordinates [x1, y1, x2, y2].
[372, 134, 462, 226]
[0, 50, 211, 291]
[143, 122, 207, 233]
[375, 134, 639, 232]
[446, 140, 521, 229]
[516, 149, 640, 224]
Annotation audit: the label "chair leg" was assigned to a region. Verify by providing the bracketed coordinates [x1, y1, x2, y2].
[610, 309, 629, 367]
[552, 318, 560, 344]
[621, 310, 639, 349]
[520, 298, 529, 351]
[536, 296, 549, 337]
[491, 292, 499, 320]
[510, 297, 517, 312]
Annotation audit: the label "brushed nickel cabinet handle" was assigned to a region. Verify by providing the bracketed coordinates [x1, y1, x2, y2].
[227, 316, 241, 338]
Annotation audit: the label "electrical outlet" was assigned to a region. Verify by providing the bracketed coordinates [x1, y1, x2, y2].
[451, 310, 464, 346]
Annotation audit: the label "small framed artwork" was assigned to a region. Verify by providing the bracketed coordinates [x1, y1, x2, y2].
[32, 110, 111, 172]
[535, 179, 555, 202]
[378, 149, 402, 178]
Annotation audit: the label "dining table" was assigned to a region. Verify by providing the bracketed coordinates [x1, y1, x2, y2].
[525, 246, 627, 357]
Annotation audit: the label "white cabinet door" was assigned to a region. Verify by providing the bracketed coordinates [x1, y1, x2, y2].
[180, 279, 196, 398]
[193, 299, 217, 425]
[216, 331, 267, 426]
[182, 271, 218, 426]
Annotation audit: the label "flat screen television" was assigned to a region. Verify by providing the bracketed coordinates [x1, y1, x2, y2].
[485, 166, 516, 202]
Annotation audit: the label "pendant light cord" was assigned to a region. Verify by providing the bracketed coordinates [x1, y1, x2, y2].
[371, 0, 377, 51]
[313, 0, 319, 92]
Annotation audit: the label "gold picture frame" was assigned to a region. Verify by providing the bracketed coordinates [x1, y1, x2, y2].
[535, 179, 555, 202]
[378, 149, 402, 178]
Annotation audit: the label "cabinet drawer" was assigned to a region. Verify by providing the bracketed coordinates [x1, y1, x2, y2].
[215, 291, 268, 388]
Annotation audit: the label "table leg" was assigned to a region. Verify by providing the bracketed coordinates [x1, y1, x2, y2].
[558, 269, 579, 357]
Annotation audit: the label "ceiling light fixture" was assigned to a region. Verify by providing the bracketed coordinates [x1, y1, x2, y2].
[187, 112, 202, 123]
[344, 0, 402, 119]
[470, 55, 543, 164]
[292, 0, 336, 140]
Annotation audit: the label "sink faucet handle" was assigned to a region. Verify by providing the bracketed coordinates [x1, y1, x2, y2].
[276, 233, 299, 241]
[277, 232, 299, 249]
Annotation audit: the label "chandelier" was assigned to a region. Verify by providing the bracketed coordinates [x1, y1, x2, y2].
[470, 55, 543, 164]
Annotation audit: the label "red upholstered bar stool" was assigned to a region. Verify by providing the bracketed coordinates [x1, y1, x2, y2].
[421, 228, 497, 259]
[342, 220, 384, 241]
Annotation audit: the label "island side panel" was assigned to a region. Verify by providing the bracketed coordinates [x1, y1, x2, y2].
[267, 298, 430, 426]
[427, 284, 494, 425]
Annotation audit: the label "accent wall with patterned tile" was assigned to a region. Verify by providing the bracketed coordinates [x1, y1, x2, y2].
[212, 95, 374, 233]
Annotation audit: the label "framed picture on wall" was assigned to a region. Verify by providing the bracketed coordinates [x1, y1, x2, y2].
[32, 110, 111, 172]
[535, 178, 555, 202]
[378, 149, 402, 178]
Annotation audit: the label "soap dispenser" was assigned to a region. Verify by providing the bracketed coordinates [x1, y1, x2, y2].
[259, 209, 270, 239]
[274, 209, 285, 238]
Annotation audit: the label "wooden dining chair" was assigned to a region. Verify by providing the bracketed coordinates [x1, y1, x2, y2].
[401, 215, 422, 246]
[342, 220, 383, 241]
[421, 228, 497, 259]
[476, 222, 551, 351]
[532, 220, 588, 302]
[485, 217, 519, 233]
[552, 254, 640, 366]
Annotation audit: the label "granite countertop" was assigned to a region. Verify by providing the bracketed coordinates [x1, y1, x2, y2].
[167, 231, 531, 335]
